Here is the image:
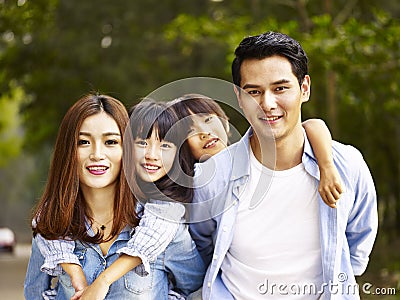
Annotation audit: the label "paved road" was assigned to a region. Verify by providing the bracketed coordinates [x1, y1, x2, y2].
[0, 243, 31, 300]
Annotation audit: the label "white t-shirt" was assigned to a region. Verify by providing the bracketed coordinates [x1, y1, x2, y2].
[221, 148, 323, 299]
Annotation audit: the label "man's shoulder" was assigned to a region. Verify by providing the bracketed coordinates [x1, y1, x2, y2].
[332, 140, 364, 162]
[331, 140, 370, 180]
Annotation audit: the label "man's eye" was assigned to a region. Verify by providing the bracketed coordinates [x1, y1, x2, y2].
[247, 90, 261, 95]
[275, 86, 288, 92]
[188, 128, 195, 134]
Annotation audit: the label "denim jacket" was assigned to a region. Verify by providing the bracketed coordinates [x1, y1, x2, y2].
[24, 223, 205, 299]
[189, 128, 378, 300]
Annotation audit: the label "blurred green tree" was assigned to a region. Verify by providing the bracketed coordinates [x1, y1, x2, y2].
[0, 2, 399, 286]
[0, 82, 27, 166]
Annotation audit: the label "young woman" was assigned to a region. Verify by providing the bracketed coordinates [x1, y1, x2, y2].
[170, 93, 342, 207]
[24, 95, 204, 299]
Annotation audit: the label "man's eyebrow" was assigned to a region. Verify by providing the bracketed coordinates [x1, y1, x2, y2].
[271, 79, 291, 85]
[242, 84, 260, 89]
[79, 132, 121, 136]
[242, 79, 292, 90]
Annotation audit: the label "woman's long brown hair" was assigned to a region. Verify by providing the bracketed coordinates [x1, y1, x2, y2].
[32, 94, 139, 243]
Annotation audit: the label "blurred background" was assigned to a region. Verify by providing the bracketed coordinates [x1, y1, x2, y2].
[0, 0, 399, 298]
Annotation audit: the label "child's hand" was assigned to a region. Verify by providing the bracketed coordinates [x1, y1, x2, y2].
[70, 288, 85, 300]
[318, 163, 343, 208]
[70, 275, 87, 296]
[60, 263, 87, 299]
[77, 276, 110, 300]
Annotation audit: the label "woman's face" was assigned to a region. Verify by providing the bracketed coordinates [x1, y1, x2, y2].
[133, 129, 177, 182]
[77, 112, 122, 191]
[187, 113, 228, 161]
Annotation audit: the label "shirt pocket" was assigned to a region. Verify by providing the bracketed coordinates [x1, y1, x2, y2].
[123, 262, 154, 295]
[75, 247, 88, 266]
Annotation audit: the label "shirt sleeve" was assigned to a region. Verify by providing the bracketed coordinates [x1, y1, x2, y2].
[189, 164, 218, 267]
[346, 149, 378, 275]
[35, 233, 79, 276]
[24, 237, 56, 300]
[117, 200, 185, 276]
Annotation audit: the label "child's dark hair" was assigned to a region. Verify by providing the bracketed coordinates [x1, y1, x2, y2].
[170, 93, 230, 134]
[127, 99, 194, 203]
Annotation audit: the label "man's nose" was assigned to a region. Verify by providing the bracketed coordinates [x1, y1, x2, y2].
[260, 92, 278, 111]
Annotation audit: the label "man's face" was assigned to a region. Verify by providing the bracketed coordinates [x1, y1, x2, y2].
[237, 55, 310, 143]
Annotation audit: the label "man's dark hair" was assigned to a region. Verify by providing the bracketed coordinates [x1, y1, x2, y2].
[232, 31, 308, 87]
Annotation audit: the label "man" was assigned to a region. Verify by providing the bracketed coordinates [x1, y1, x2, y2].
[189, 31, 377, 299]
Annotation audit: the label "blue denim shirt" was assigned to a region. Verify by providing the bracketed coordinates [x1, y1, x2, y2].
[189, 128, 378, 300]
[24, 223, 205, 299]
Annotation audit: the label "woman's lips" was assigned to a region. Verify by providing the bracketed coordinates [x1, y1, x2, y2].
[87, 165, 109, 175]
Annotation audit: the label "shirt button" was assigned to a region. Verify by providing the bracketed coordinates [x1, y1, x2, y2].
[207, 281, 211, 288]
[222, 226, 228, 232]
[232, 200, 237, 206]
[102, 261, 106, 266]
[213, 254, 218, 260]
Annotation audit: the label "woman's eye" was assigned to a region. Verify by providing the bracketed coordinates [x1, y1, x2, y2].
[78, 139, 89, 146]
[105, 139, 119, 145]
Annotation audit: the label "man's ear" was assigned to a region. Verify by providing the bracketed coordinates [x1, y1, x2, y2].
[301, 75, 311, 103]
[233, 84, 243, 109]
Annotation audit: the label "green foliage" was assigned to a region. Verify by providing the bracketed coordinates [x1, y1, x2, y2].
[0, 0, 399, 283]
[0, 82, 28, 166]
